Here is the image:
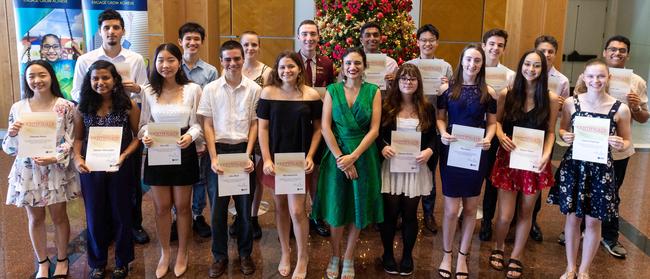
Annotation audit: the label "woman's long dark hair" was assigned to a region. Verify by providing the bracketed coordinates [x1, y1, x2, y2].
[149, 43, 190, 96]
[503, 50, 550, 129]
[22, 60, 64, 99]
[78, 60, 132, 114]
[382, 63, 433, 131]
[450, 43, 490, 104]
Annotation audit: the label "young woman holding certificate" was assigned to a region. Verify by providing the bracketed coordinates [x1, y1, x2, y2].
[312, 48, 383, 279]
[376, 63, 436, 276]
[436, 44, 497, 279]
[257, 51, 322, 279]
[4, 60, 80, 279]
[139, 43, 202, 278]
[73, 60, 140, 279]
[548, 59, 631, 279]
[487, 50, 559, 279]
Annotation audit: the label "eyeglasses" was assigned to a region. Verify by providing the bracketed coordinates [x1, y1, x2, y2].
[418, 39, 437, 44]
[399, 77, 418, 83]
[607, 47, 628, 54]
[42, 44, 61, 51]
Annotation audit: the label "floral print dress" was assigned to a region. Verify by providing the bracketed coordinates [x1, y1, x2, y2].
[2, 98, 80, 207]
[547, 96, 621, 221]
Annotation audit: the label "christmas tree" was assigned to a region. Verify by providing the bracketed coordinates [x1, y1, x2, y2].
[315, 0, 419, 72]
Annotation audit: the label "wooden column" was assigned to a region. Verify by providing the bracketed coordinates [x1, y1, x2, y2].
[0, 0, 19, 128]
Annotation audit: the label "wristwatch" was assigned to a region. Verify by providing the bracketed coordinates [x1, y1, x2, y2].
[632, 105, 642, 113]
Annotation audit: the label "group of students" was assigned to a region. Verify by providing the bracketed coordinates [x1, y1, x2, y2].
[4, 7, 648, 279]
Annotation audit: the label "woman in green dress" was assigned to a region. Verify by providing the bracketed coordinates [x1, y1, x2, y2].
[313, 48, 383, 279]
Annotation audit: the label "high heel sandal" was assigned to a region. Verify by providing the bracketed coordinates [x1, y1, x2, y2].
[36, 257, 50, 279]
[174, 251, 189, 277]
[560, 270, 577, 279]
[53, 257, 69, 278]
[488, 249, 505, 271]
[156, 254, 170, 279]
[438, 249, 452, 278]
[577, 273, 590, 279]
[326, 256, 340, 279]
[455, 250, 470, 279]
[505, 258, 523, 279]
[291, 258, 308, 279]
[341, 259, 354, 279]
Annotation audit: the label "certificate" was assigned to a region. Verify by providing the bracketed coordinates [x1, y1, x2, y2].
[548, 75, 562, 96]
[509, 126, 545, 172]
[217, 153, 250, 197]
[114, 62, 132, 81]
[274, 153, 306, 195]
[390, 131, 421, 173]
[17, 112, 57, 158]
[416, 59, 445, 95]
[366, 53, 387, 90]
[448, 124, 484, 171]
[85, 127, 123, 172]
[485, 67, 508, 92]
[608, 68, 633, 104]
[147, 123, 181, 166]
[572, 116, 609, 164]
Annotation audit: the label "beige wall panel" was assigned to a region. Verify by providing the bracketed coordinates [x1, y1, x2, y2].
[543, 0, 568, 70]
[219, 0, 231, 35]
[421, 0, 484, 42]
[162, 0, 186, 44]
[257, 39, 294, 69]
[436, 43, 468, 72]
[483, 0, 507, 33]
[232, 0, 294, 37]
[0, 0, 19, 128]
[204, 0, 222, 66]
[147, 0, 164, 61]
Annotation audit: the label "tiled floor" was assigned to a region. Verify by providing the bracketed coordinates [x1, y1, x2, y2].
[1, 149, 649, 279]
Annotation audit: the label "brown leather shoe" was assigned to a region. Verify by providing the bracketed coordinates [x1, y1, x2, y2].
[424, 215, 438, 234]
[240, 256, 256, 275]
[208, 259, 228, 278]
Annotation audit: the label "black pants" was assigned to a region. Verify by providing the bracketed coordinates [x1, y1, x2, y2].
[380, 194, 421, 260]
[602, 157, 629, 241]
[482, 138, 500, 224]
[421, 135, 440, 217]
[131, 145, 144, 229]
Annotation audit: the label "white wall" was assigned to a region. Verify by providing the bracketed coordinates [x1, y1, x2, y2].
[612, 0, 650, 83]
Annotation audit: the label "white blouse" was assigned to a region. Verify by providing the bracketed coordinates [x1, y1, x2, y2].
[138, 83, 203, 142]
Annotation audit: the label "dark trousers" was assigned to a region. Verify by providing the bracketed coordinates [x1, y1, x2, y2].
[209, 142, 255, 261]
[602, 157, 629, 241]
[381, 194, 421, 260]
[80, 159, 135, 268]
[482, 138, 500, 224]
[421, 135, 441, 217]
[131, 146, 144, 229]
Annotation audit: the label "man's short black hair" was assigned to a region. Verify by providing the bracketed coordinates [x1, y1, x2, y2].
[417, 24, 440, 40]
[534, 35, 559, 50]
[98, 8, 124, 29]
[220, 40, 244, 58]
[297, 19, 319, 34]
[604, 35, 631, 52]
[360, 22, 381, 36]
[482, 28, 508, 46]
[178, 22, 206, 41]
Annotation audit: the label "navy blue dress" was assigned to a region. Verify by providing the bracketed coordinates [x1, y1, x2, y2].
[547, 96, 621, 221]
[437, 85, 496, 197]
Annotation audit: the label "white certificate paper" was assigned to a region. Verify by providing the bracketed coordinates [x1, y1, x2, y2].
[448, 124, 484, 171]
[485, 67, 508, 92]
[390, 131, 421, 173]
[217, 153, 250, 197]
[114, 62, 132, 81]
[608, 68, 633, 104]
[366, 53, 387, 90]
[548, 75, 562, 96]
[572, 116, 610, 164]
[416, 59, 445, 95]
[17, 112, 57, 158]
[86, 127, 123, 172]
[147, 123, 181, 166]
[274, 153, 306, 195]
[509, 126, 545, 173]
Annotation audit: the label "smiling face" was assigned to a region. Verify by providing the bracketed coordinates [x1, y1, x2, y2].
[536, 42, 556, 68]
[100, 19, 124, 47]
[360, 27, 381, 53]
[220, 49, 244, 77]
[417, 31, 438, 58]
[461, 48, 483, 78]
[298, 24, 319, 53]
[342, 52, 365, 80]
[603, 40, 629, 68]
[179, 31, 202, 55]
[241, 34, 260, 60]
[90, 68, 116, 97]
[155, 49, 180, 79]
[40, 36, 62, 62]
[398, 74, 418, 95]
[278, 56, 301, 84]
[482, 35, 506, 62]
[522, 52, 543, 82]
[582, 63, 609, 93]
[25, 64, 52, 95]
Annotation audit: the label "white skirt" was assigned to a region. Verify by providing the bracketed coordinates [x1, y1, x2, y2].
[380, 159, 433, 198]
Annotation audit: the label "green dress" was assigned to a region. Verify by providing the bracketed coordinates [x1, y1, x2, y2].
[312, 81, 383, 228]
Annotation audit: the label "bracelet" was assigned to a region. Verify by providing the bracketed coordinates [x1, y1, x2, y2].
[336, 153, 345, 159]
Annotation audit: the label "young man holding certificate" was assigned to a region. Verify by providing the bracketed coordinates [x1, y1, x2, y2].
[198, 40, 260, 278]
[487, 50, 560, 279]
[359, 22, 398, 90]
[570, 35, 648, 259]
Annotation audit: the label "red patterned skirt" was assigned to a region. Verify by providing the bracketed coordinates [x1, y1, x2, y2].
[490, 147, 554, 195]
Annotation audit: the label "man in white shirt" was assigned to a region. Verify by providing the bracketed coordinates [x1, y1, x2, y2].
[199, 40, 259, 278]
[535, 35, 570, 101]
[71, 8, 150, 245]
[359, 22, 398, 88]
[479, 28, 515, 242]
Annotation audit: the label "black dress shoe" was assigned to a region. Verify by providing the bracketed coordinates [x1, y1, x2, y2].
[479, 221, 492, 241]
[240, 256, 256, 275]
[133, 227, 150, 244]
[529, 222, 543, 242]
[310, 218, 331, 237]
[399, 257, 414, 276]
[170, 221, 178, 242]
[193, 215, 212, 238]
[229, 217, 238, 237]
[111, 266, 128, 279]
[424, 215, 438, 234]
[251, 216, 262, 239]
[89, 267, 106, 279]
[208, 259, 228, 278]
[381, 255, 399, 275]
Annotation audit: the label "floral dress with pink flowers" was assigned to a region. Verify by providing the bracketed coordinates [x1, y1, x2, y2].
[2, 98, 80, 207]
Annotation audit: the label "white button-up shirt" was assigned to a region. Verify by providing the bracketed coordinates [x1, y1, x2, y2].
[71, 47, 149, 102]
[548, 66, 570, 98]
[197, 76, 261, 144]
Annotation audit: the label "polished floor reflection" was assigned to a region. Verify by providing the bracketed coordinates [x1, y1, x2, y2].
[1, 149, 649, 279]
